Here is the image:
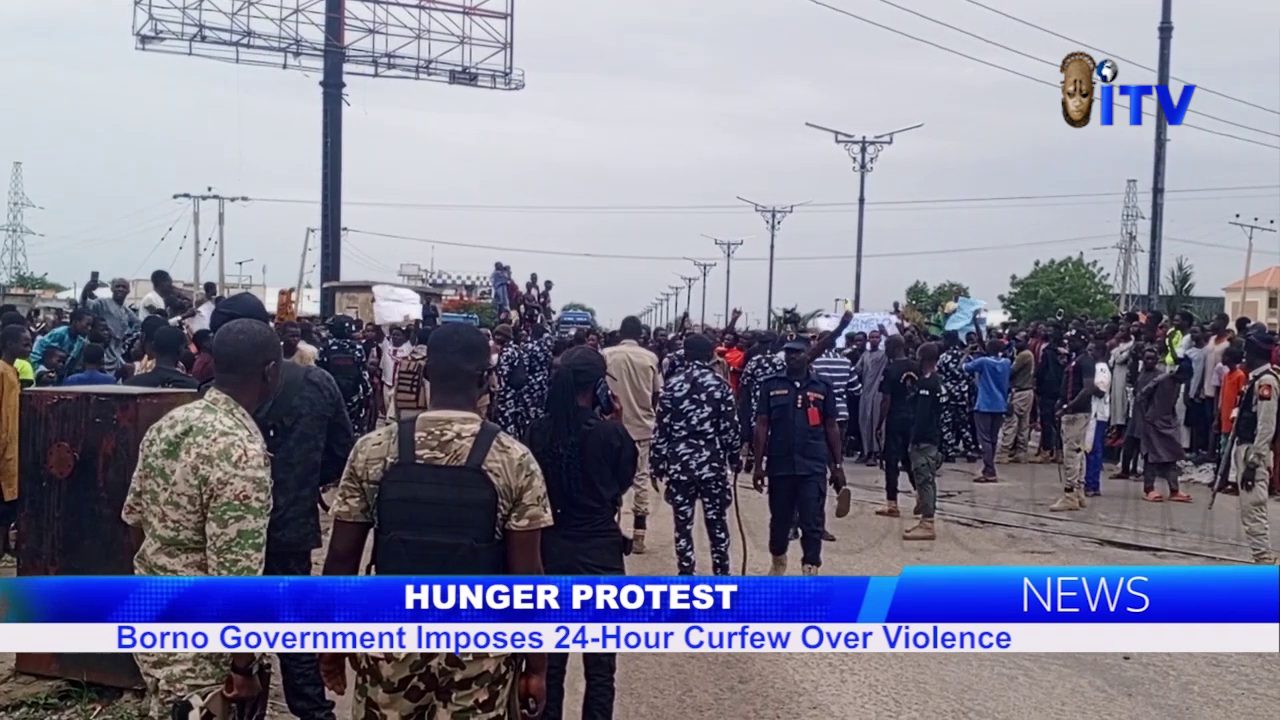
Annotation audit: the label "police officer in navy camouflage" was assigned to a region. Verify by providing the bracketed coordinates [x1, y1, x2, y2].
[652, 334, 740, 575]
[319, 315, 373, 433]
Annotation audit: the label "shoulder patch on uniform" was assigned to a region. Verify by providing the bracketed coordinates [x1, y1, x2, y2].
[1261, 384, 1274, 401]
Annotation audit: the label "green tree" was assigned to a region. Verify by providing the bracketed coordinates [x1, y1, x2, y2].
[8, 271, 67, 291]
[905, 279, 970, 314]
[561, 302, 596, 319]
[999, 255, 1113, 322]
[1163, 255, 1196, 314]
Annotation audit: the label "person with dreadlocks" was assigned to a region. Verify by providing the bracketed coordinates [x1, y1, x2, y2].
[652, 334, 740, 576]
[525, 346, 636, 720]
[319, 315, 372, 434]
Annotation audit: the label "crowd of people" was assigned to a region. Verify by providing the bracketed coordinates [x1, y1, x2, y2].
[1, 268, 1278, 719]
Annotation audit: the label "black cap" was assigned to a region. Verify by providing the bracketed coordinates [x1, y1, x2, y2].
[782, 336, 811, 352]
[1245, 330, 1275, 355]
[209, 292, 270, 333]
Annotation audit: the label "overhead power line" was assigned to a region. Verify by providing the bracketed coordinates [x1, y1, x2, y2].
[347, 228, 1118, 263]
[801, 0, 1280, 150]
[961, 0, 1280, 116]
[241, 184, 1279, 214]
[869, 0, 1279, 138]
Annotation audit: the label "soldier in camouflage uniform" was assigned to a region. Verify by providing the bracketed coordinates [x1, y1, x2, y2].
[322, 323, 553, 719]
[121, 318, 282, 719]
[652, 334, 740, 575]
[1234, 331, 1278, 564]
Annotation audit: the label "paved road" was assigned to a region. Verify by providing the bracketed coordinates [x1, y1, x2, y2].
[316, 458, 1280, 720]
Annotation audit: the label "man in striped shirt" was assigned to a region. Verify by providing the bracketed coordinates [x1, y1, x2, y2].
[812, 334, 853, 542]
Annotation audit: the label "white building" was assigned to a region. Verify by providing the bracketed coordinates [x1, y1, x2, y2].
[1223, 265, 1280, 330]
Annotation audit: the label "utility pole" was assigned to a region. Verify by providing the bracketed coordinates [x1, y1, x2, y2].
[689, 259, 716, 330]
[1114, 179, 1144, 312]
[669, 285, 684, 328]
[0, 162, 38, 285]
[320, 0, 347, 318]
[1146, 0, 1173, 309]
[679, 274, 697, 326]
[737, 197, 801, 325]
[705, 235, 745, 325]
[807, 121, 922, 312]
[1229, 215, 1277, 319]
[173, 189, 248, 290]
[297, 227, 317, 301]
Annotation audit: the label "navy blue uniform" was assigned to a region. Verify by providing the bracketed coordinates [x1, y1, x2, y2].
[757, 372, 836, 567]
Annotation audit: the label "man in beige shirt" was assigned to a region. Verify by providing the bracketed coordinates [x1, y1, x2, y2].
[603, 316, 662, 553]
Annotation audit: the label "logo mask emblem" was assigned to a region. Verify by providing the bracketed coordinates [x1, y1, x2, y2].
[1060, 52, 1096, 128]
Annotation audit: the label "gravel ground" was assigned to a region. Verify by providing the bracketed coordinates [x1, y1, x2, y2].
[322, 460, 1280, 720]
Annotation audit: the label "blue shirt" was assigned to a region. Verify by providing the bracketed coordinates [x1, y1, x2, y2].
[963, 356, 1011, 413]
[756, 372, 837, 477]
[61, 370, 118, 386]
[31, 326, 86, 369]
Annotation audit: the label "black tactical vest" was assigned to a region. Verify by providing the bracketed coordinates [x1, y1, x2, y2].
[373, 417, 504, 575]
[1234, 369, 1277, 444]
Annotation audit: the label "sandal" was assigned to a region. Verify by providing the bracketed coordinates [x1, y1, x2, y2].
[1142, 491, 1163, 502]
[1168, 491, 1193, 503]
[874, 504, 901, 518]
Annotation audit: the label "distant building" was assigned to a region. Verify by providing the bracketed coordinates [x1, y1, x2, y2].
[423, 270, 493, 301]
[323, 280, 443, 326]
[1115, 294, 1225, 322]
[1223, 265, 1280, 329]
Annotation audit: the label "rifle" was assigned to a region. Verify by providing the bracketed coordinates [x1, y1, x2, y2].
[1210, 424, 1238, 510]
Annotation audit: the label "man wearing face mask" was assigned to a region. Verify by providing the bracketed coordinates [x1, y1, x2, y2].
[121, 318, 281, 719]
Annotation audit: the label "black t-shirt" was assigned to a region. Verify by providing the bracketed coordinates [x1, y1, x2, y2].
[525, 409, 638, 539]
[124, 366, 200, 390]
[1062, 354, 1095, 413]
[880, 357, 918, 423]
[911, 373, 943, 446]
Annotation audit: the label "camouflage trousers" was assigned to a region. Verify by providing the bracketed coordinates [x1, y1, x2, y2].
[665, 471, 732, 576]
[134, 652, 229, 719]
[1237, 446, 1276, 564]
[350, 652, 517, 720]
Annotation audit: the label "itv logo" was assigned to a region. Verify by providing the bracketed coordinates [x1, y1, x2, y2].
[1060, 52, 1195, 128]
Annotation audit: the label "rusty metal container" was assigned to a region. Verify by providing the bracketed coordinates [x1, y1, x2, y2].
[16, 385, 196, 689]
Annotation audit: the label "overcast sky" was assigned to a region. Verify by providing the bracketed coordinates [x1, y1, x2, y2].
[3, 0, 1278, 326]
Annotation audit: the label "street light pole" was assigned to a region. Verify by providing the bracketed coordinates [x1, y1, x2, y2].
[806, 121, 922, 312]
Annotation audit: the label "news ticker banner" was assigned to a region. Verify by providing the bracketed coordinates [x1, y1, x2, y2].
[0, 566, 1275, 653]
